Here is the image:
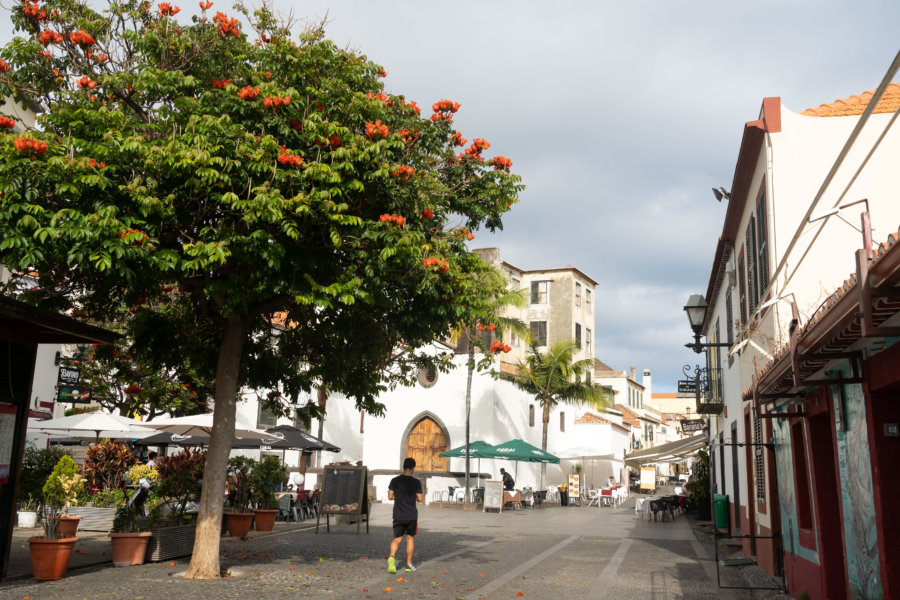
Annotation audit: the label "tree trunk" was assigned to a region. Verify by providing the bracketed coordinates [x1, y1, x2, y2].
[541, 402, 550, 489]
[184, 316, 246, 579]
[464, 333, 474, 502]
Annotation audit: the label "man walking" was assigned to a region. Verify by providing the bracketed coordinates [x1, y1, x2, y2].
[388, 457, 424, 573]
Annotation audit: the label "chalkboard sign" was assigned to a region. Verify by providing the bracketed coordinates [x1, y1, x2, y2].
[316, 465, 370, 534]
[483, 480, 503, 513]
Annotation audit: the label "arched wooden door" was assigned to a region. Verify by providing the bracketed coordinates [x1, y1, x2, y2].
[406, 417, 447, 472]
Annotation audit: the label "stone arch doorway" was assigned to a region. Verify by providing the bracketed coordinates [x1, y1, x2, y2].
[404, 414, 448, 472]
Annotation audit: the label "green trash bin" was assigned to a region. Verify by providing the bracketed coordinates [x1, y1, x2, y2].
[713, 494, 729, 529]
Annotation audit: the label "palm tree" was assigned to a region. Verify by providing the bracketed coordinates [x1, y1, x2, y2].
[453, 267, 528, 501]
[499, 339, 612, 488]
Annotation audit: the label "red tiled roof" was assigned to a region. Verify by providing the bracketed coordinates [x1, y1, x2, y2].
[802, 83, 900, 117]
[614, 404, 639, 421]
[652, 393, 677, 399]
[575, 412, 611, 424]
[593, 358, 617, 372]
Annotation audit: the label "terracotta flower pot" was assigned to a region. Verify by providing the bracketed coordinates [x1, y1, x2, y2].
[109, 531, 152, 566]
[253, 509, 278, 532]
[58, 515, 82, 538]
[28, 536, 78, 581]
[224, 512, 254, 539]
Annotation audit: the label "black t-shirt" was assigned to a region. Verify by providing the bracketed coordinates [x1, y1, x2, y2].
[502, 472, 515, 490]
[389, 474, 422, 521]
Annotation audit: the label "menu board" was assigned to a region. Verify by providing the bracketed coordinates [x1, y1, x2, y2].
[483, 480, 503, 513]
[316, 465, 369, 534]
[568, 473, 580, 505]
[0, 403, 16, 484]
[640, 467, 657, 492]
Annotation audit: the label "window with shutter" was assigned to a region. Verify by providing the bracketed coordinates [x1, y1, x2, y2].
[575, 282, 582, 307]
[530, 321, 547, 346]
[738, 248, 747, 324]
[757, 191, 769, 291]
[530, 281, 548, 304]
[746, 218, 758, 314]
[575, 323, 581, 347]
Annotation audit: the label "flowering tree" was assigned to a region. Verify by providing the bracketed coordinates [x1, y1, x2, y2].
[0, 0, 521, 578]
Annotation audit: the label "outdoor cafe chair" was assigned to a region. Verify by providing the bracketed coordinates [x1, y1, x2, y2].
[277, 493, 296, 522]
[586, 489, 600, 508]
[546, 486, 559, 502]
[533, 490, 545, 508]
[599, 488, 614, 507]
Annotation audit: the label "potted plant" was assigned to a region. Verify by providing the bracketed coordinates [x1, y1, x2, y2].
[142, 449, 204, 562]
[109, 502, 152, 566]
[690, 450, 712, 521]
[41, 455, 85, 538]
[28, 455, 83, 580]
[224, 456, 255, 538]
[17, 495, 40, 528]
[250, 456, 287, 532]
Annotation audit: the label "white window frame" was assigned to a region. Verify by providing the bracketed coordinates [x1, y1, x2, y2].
[575, 282, 582, 307]
[530, 280, 549, 305]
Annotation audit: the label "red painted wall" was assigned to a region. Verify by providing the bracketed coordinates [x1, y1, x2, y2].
[783, 551, 826, 600]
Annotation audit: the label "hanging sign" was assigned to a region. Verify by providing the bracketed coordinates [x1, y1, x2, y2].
[677, 379, 697, 394]
[57, 366, 81, 385]
[56, 386, 92, 404]
[680, 419, 706, 433]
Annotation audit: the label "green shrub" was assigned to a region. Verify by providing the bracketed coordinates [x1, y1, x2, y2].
[18, 446, 67, 504]
[43, 455, 82, 509]
[226, 456, 255, 512]
[90, 489, 125, 508]
[250, 456, 287, 510]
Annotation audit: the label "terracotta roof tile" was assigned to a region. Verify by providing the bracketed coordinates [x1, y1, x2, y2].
[574, 412, 611, 424]
[614, 403, 639, 421]
[802, 83, 900, 117]
[593, 358, 617, 372]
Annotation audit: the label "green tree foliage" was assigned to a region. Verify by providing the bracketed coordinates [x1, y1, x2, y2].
[0, 0, 521, 577]
[249, 454, 286, 510]
[499, 339, 612, 487]
[42, 454, 82, 508]
[18, 446, 67, 504]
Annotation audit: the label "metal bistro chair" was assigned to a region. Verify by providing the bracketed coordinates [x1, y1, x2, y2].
[533, 490, 546, 508]
[599, 488, 614, 507]
[587, 489, 600, 508]
[277, 493, 296, 522]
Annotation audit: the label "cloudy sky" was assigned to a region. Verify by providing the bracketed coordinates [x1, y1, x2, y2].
[3, 1, 898, 391]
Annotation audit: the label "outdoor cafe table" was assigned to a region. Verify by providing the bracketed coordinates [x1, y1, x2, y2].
[503, 490, 522, 508]
[634, 496, 660, 519]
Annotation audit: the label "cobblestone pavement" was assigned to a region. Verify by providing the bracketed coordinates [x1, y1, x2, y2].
[1, 498, 791, 600]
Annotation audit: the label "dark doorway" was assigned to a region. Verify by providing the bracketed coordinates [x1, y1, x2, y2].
[731, 420, 741, 535]
[807, 399, 847, 599]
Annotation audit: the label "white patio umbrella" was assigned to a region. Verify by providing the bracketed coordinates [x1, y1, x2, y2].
[137, 413, 272, 439]
[32, 412, 150, 443]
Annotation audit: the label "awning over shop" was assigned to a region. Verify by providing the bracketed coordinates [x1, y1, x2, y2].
[624, 433, 707, 467]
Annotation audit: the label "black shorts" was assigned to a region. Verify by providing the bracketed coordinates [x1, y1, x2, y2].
[392, 520, 417, 538]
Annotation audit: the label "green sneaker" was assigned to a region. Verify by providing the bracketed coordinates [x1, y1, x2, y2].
[404, 563, 416, 572]
[387, 556, 396, 574]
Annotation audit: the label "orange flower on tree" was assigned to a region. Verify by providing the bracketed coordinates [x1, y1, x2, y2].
[211, 79, 230, 89]
[39, 30, 63, 45]
[422, 208, 434, 219]
[276, 146, 304, 168]
[199, 0, 212, 9]
[157, 3, 181, 16]
[120, 228, 148, 245]
[379, 214, 406, 227]
[289, 120, 302, 131]
[69, 29, 96, 47]
[78, 76, 97, 90]
[262, 95, 290, 109]
[213, 11, 240, 37]
[391, 165, 415, 180]
[431, 99, 460, 121]
[488, 156, 513, 172]
[0, 116, 15, 129]
[365, 120, 390, 139]
[88, 158, 106, 169]
[13, 137, 48, 158]
[489, 341, 511, 354]
[237, 86, 259, 100]
[124, 384, 142, 395]
[406, 100, 421, 116]
[398, 128, 418, 142]
[0, 60, 10, 72]
[450, 132, 467, 147]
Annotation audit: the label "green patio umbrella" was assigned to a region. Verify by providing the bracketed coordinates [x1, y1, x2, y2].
[440, 440, 492, 488]
[480, 438, 560, 486]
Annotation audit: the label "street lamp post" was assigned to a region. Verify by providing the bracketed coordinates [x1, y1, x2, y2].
[683, 294, 732, 353]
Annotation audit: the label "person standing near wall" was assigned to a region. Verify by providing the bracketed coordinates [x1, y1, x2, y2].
[387, 457, 424, 573]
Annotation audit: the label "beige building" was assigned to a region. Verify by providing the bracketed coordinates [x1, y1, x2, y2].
[475, 248, 597, 366]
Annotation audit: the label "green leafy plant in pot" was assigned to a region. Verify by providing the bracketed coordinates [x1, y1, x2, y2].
[689, 450, 711, 521]
[150, 449, 205, 527]
[29, 455, 84, 580]
[250, 456, 287, 532]
[109, 497, 152, 567]
[224, 456, 255, 538]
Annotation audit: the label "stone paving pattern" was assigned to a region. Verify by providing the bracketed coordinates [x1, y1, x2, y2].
[1, 493, 792, 600]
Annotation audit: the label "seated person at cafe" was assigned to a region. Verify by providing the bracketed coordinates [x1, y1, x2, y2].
[607, 475, 617, 488]
[500, 468, 515, 491]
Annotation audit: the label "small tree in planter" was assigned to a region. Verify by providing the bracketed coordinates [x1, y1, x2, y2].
[250, 456, 287, 532]
[81, 441, 138, 492]
[109, 500, 152, 567]
[29, 455, 85, 580]
[151, 449, 206, 526]
[224, 457, 255, 538]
